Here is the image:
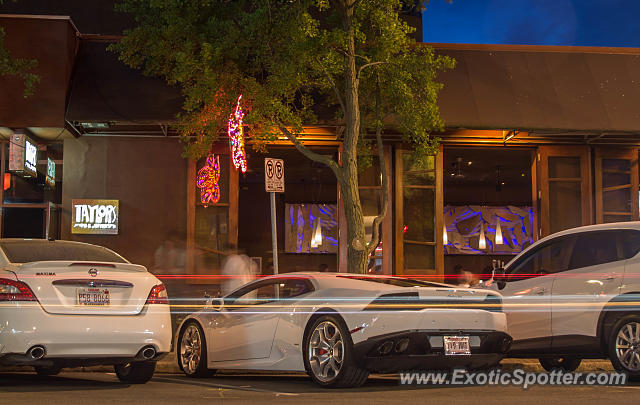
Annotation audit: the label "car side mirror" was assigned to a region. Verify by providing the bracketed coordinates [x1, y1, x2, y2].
[207, 297, 224, 311]
[495, 267, 507, 290]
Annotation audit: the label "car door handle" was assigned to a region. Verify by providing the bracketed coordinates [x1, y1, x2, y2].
[536, 288, 547, 295]
[604, 275, 616, 281]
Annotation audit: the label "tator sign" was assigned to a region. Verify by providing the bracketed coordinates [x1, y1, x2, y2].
[71, 199, 119, 235]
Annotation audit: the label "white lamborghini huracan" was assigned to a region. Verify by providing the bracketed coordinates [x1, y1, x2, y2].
[177, 273, 511, 387]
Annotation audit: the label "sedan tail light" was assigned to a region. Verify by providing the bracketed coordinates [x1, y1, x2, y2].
[146, 284, 169, 305]
[0, 278, 37, 302]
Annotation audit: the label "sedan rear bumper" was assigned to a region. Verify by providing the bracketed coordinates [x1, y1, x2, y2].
[0, 302, 171, 365]
[353, 330, 512, 373]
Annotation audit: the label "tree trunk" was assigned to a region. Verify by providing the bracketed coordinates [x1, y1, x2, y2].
[339, 159, 368, 273]
[339, 0, 368, 273]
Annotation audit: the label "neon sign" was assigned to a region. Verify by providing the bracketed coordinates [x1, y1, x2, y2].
[197, 154, 221, 207]
[228, 95, 247, 173]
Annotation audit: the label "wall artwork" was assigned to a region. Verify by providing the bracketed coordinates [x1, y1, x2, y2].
[285, 203, 338, 254]
[444, 205, 533, 255]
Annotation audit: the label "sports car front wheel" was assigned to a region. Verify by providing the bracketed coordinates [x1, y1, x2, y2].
[304, 315, 369, 388]
[178, 321, 215, 378]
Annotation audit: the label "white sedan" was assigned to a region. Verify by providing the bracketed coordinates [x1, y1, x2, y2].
[177, 273, 510, 387]
[0, 239, 172, 384]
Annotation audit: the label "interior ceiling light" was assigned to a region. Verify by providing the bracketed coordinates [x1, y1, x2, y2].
[453, 157, 465, 179]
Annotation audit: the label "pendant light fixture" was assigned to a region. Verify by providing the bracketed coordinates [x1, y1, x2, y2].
[311, 219, 322, 248]
[443, 225, 448, 245]
[495, 217, 503, 245]
[479, 221, 486, 250]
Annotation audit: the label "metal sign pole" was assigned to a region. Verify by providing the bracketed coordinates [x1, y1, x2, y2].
[270, 191, 279, 275]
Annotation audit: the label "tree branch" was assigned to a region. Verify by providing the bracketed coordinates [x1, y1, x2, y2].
[315, 57, 346, 113]
[279, 126, 344, 181]
[357, 61, 387, 80]
[366, 76, 389, 258]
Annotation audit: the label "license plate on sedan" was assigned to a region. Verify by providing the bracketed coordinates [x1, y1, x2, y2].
[76, 288, 111, 306]
[444, 336, 471, 355]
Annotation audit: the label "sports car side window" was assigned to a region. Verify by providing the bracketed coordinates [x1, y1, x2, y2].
[228, 282, 278, 307]
[277, 279, 313, 300]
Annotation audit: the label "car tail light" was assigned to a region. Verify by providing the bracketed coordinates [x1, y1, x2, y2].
[146, 284, 169, 305]
[0, 278, 37, 302]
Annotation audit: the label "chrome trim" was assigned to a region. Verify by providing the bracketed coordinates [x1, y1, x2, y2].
[52, 279, 133, 288]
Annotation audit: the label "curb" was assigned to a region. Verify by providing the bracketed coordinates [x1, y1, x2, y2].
[1, 356, 614, 374]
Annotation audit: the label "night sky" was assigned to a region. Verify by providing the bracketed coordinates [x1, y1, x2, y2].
[422, 0, 640, 47]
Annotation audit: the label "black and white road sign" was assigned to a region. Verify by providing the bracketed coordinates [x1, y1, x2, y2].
[265, 158, 285, 193]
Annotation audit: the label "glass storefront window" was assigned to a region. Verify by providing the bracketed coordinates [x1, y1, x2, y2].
[400, 152, 437, 273]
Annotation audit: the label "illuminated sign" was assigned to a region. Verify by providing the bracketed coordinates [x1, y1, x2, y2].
[24, 140, 37, 174]
[46, 158, 55, 188]
[8, 133, 38, 178]
[71, 199, 119, 235]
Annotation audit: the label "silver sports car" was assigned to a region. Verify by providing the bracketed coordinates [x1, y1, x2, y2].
[177, 272, 510, 387]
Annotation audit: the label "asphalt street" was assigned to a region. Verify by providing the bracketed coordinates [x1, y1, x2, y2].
[1, 371, 639, 404]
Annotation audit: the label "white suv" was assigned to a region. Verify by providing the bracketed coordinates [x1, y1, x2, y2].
[490, 222, 640, 377]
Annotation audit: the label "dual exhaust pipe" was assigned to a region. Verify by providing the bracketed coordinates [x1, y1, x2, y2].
[28, 345, 46, 360]
[26, 345, 157, 361]
[137, 345, 157, 360]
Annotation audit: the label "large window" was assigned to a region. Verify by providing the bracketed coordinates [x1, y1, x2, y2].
[594, 148, 639, 224]
[188, 152, 238, 282]
[395, 149, 442, 276]
[284, 203, 338, 254]
[359, 146, 391, 274]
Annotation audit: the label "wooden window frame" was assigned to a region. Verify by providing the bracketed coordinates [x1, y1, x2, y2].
[594, 147, 639, 223]
[537, 145, 592, 238]
[394, 145, 443, 279]
[186, 145, 239, 284]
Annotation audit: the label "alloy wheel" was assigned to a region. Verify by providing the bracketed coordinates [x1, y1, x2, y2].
[180, 324, 202, 374]
[308, 320, 344, 382]
[615, 321, 640, 371]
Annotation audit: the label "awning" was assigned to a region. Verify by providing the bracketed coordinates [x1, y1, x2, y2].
[65, 39, 184, 124]
[434, 43, 640, 133]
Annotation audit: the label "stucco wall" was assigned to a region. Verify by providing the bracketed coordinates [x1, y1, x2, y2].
[61, 136, 187, 270]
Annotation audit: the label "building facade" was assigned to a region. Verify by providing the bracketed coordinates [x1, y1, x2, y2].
[2, 8, 640, 292]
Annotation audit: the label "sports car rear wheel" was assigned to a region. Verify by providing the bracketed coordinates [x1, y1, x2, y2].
[114, 361, 156, 384]
[178, 321, 215, 378]
[304, 315, 369, 388]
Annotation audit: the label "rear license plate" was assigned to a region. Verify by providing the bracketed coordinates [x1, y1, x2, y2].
[444, 336, 471, 355]
[76, 288, 111, 306]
